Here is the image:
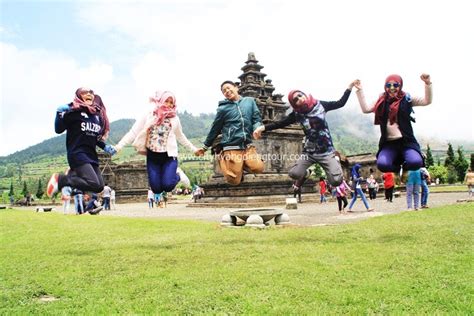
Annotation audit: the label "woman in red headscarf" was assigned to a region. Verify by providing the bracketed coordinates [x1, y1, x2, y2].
[46, 87, 116, 199]
[253, 80, 358, 189]
[114, 91, 199, 194]
[354, 74, 432, 173]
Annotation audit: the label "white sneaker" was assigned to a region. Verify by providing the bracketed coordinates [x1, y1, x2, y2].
[177, 167, 191, 187]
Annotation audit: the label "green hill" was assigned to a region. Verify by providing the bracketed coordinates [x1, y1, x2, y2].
[0, 112, 216, 164]
[2, 110, 472, 202]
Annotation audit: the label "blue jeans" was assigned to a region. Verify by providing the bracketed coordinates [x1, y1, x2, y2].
[348, 188, 370, 210]
[421, 180, 429, 206]
[74, 194, 84, 214]
[147, 151, 179, 193]
[406, 184, 420, 209]
[320, 194, 327, 203]
[103, 197, 110, 210]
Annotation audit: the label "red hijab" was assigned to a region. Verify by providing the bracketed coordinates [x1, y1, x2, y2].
[373, 74, 406, 125]
[288, 90, 318, 114]
[150, 91, 177, 125]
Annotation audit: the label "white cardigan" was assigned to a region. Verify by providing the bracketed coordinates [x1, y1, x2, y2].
[115, 111, 197, 157]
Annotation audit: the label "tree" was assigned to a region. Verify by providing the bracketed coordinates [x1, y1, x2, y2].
[36, 178, 44, 199]
[454, 147, 469, 182]
[428, 165, 448, 184]
[9, 181, 14, 197]
[425, 144, 434, 168]
[446, 166, 457, 184]
[444, 143, 455, 168]
[471, 153, 474, 170]
[21, 181, 28, 197]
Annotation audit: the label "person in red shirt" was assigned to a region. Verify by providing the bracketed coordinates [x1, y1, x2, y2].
[319, 177, 327, 203]
[382, 172, 395, 202]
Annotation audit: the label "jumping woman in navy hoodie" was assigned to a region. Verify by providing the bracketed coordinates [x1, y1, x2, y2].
[46, 87, 116, 198]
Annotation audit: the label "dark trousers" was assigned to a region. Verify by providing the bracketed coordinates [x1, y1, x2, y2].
[60, 163, 104, 193]
[385, 187, 394, 202]
[336, 196, 348, 211]
[147, 151, 179, 193]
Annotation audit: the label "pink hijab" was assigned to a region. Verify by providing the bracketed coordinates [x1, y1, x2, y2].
[288, 90, 318, 114]
[150, 91, 177, 125]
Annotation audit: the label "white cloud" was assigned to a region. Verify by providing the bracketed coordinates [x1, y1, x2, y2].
[1, 0, 473, 156]
[0, 42, 114, 156]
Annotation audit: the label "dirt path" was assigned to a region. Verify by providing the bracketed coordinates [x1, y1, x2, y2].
[90, 192, 472, 226]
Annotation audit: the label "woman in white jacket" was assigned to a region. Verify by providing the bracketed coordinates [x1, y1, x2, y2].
[114, 91, 199, 194]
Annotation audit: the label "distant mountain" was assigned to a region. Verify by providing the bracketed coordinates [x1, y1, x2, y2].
[1, 109, 471, 165]
[0, 112, 216, 165]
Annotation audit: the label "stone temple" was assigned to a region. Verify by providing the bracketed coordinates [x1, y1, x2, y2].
[99, 52, 379, 205]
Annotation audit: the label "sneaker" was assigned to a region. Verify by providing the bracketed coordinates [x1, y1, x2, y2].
[367, 208, 375, 212]
[46, 173, 59, 197]
[177, 167, 190, 187]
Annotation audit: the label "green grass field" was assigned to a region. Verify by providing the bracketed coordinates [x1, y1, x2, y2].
[1, 204, 472, 314]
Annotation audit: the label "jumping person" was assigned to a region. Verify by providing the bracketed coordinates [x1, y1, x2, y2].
[354, 74, 432, 173]
[196, 81, 265, 185]
[253, 80, 358, 188]
[113, 90, 199, 194]
[46, 88, 116, 198]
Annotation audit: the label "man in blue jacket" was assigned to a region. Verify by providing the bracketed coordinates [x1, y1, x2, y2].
[196, 81, 264, 185]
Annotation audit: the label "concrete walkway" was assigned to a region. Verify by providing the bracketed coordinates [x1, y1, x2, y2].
[69, 192, 471, 226]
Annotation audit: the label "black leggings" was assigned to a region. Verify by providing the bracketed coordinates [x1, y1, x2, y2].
[336, 196, 348, 211]
[60, 163, 104, 193]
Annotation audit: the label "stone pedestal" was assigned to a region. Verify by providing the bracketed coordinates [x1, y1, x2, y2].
[221, 208, 290, 228]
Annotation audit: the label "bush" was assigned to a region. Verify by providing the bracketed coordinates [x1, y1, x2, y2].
[428, 165, 448, 184]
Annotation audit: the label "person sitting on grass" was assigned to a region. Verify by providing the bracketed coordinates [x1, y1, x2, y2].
[84, 193, 103, 215]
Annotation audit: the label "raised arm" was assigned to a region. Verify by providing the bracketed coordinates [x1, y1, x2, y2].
[411, 73, 432, 106]
[354, 80, 376, 113]
[321, 80, 357, 112]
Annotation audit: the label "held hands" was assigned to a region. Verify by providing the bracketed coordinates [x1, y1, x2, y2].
[420, 73, 431, 85]
[195, 148, 206, 157]
[352, 79, 362, 91]
[253, 126, 265, 139]
[57, 104, 70, 112]
[104, 144, 117, 156]
[348, 79, 359, 90]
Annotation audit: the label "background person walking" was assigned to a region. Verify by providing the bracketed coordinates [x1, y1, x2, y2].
[406, 169, 422, 210]
[348, 164, 374, 212]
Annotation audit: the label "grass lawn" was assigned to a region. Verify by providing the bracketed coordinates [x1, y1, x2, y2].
[428, 185, 467, 193]
[1, 204, 472, 314]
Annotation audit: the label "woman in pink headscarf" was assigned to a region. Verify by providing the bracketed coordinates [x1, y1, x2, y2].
[354, 74, 432, 173]
[114, 91, 199, 194]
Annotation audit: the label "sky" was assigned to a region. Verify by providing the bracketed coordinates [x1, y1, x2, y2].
[1, 0, 473, 156]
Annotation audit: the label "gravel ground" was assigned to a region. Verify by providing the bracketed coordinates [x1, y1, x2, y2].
[24, 191, 470, 227]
